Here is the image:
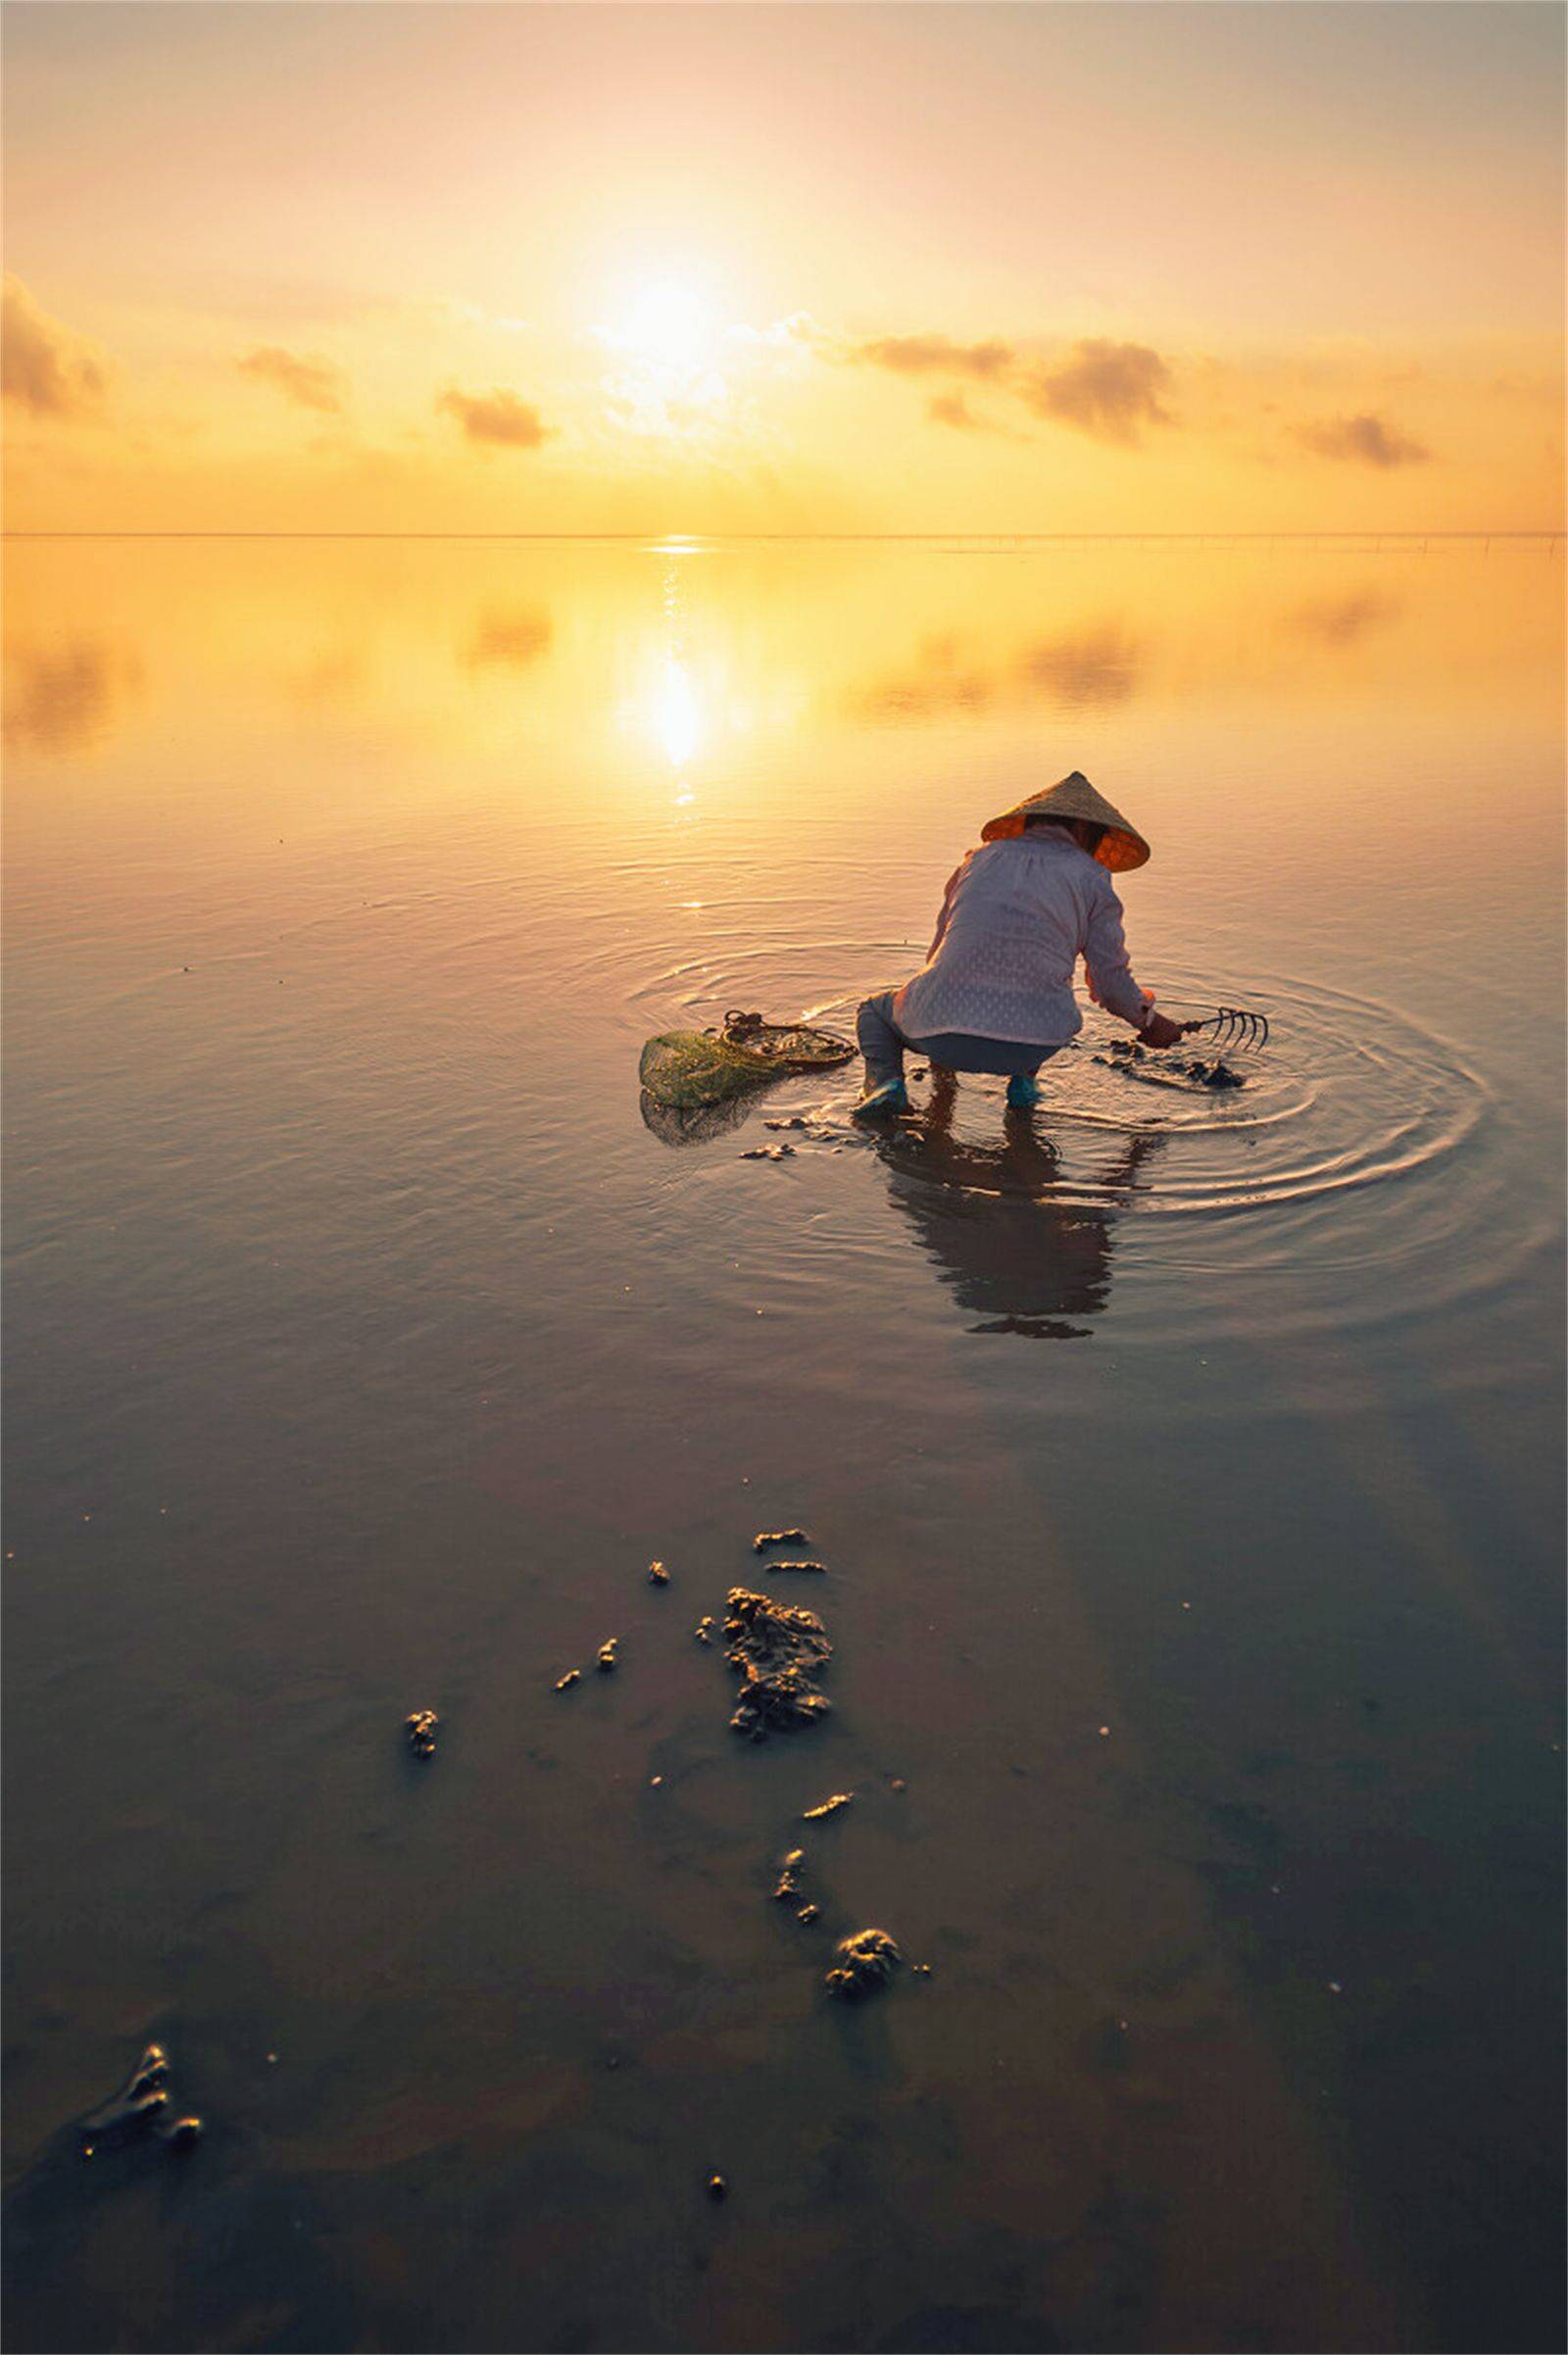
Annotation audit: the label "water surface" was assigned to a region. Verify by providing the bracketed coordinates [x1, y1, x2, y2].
[5, 536, 1563, 2353]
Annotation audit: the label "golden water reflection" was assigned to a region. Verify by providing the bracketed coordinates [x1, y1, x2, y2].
[6, 536, 1560, 926]
[8, 536, 1557, 766]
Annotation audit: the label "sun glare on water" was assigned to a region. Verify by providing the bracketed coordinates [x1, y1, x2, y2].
[655, 656, 701, 768]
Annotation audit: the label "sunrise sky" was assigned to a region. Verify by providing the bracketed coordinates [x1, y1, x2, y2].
[4, 2, 1563, 535]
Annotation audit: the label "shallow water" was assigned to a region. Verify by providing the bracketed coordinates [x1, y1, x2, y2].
[4, 536, 1563, 2354]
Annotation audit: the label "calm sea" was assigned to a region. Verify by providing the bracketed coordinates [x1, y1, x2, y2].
[4, 536, 1563, 2353]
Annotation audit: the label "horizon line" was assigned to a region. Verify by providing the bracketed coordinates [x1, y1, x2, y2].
[3, 528, 1561, 545]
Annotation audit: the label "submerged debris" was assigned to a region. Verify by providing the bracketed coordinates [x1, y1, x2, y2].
[740, 1144, 796, 1161]
[803, 1792, 853, 1821]
[693, 1616, 716, 1645]
[596, 1638, 619, 1674]
[1098, 1038, 1246, 1091]
[78, 2043, 203, 2159]
[405, 1709, 440, 1759]
[797, 1903, 820, 1925]
[554, 1669, 581, 1693]
[707, 2173, 728, 2201]
[825, 1929, 902, 2001]
[763, 1117, 810, 1132]
[753, 1529, 809, 1551]
[647, 1560, 670, 1586]
[765, 1559, 827, 1575]
[723, 1587, 832, 1741]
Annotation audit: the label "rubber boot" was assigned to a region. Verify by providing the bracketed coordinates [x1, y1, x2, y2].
[853, 1077, 909, 1120]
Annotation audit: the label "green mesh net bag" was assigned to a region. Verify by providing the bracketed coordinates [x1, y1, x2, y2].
[639, 1008, 856, 1110]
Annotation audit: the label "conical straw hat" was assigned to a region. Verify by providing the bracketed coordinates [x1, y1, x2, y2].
[980, 770, 1150, 871]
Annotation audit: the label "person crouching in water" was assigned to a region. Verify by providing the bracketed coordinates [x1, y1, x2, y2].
[854, 771, 1183, 1118]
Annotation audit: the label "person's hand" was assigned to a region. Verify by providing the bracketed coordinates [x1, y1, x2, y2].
[1138, 1011, 1184, 1051]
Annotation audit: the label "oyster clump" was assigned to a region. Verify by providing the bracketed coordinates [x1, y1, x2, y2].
[825, 1929, 902, 2001]
[723, 1587, 831, 1742]
[773, 1848, 806, 1900]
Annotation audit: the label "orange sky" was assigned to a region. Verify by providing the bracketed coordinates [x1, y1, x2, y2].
[4, 2, 1563, 534]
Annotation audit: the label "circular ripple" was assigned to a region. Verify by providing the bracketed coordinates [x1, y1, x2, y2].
[636, 945, 1492, 1231]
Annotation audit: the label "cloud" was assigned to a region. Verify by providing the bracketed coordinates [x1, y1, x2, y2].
[720, 311, 821, 359]
[1019, 340, 1171, 445]
[851, 617, 1144, 723]
[437, 386, 552, 449]
[852, 632, 995, 720]
[2, 277, 106, 417]
[3, 638, 139, 755]
[927, 390, 995, 432]
[847, 325, 1172, 445]
[1015, 621, 1143, 708]
[1289, 589, 1402, 645]
[237, 345, 345, 414]
[1296, 413, 1430, 468]
[465, 608, 554, 670]
[854, 332, 1014, 380]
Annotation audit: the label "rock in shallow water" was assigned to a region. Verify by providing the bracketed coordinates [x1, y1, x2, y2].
[825, 1929, 902, 2000]
[722, 1587, 831, 1740]
[773, 1847, 806, 1900]
[77, 2042, 203, 2159]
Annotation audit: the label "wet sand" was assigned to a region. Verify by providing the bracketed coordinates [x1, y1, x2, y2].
[4, 536, 1563, 2352]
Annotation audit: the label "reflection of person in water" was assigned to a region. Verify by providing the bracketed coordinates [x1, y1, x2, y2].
[876, 1071, 1164, 1338]
[854, 771, 1183, 1121]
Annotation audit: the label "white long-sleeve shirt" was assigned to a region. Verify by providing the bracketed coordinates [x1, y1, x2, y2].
[893, 829, 1151, 1046]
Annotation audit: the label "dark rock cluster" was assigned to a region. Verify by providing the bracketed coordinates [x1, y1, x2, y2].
[723, 1587, 832, 1741]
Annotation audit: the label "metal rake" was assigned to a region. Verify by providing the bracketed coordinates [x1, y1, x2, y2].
[1176, 1006, 1270, 1052]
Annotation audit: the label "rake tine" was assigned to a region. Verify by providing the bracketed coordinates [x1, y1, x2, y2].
[1175, 1006, 1269, 1052]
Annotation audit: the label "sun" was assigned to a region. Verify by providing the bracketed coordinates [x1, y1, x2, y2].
[621, 280, 712, 374]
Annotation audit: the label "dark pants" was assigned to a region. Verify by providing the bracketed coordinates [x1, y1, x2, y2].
[856, 992, 1063, 1087]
